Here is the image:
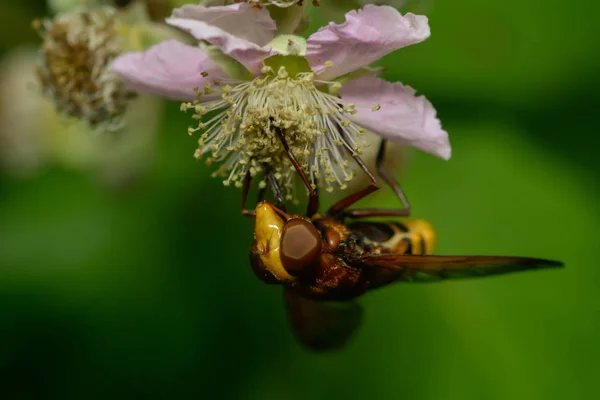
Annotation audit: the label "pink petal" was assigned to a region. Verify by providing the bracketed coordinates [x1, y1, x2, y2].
[306, 5, 430, 81]
[171, 3, 275, 46]
[167, 3, 275, 75]
[340, 77, 450, 160]
[111, 40, 227, 101]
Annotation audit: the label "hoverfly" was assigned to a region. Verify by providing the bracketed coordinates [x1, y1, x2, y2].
[241, 128, 564, 351]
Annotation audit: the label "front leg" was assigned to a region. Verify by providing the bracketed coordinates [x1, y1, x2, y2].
[339, 140, 411, 220]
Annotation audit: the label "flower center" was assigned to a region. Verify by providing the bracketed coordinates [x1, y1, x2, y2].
[183, 63, 368, 197]
[34, 7, 133, 130]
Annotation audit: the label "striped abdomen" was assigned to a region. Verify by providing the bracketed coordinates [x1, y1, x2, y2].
[348, 220, 437, 256]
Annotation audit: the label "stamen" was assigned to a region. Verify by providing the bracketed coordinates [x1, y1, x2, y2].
[183, 65, 375, 199]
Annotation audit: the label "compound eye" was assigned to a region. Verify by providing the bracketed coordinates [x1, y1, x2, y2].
[280, 219, 322, 276]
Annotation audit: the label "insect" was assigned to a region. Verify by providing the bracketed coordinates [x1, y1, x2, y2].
[242, 128, 564, 351]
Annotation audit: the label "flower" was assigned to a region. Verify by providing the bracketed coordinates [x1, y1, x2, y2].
[33, 6, 135, 131]
[319, 1, 412, 23]
[0, 47, 163, 186]
[179, 0, 304, 8]
[47, 0, 129, 13]
[113, 3, 450, 195]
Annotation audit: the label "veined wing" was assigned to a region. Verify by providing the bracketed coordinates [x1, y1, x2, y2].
[284, 288, 363, 352]
[359, 254, 564, 285]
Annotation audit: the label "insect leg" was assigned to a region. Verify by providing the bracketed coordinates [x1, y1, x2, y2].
[326, 138, 380, 217]
[274, 127, 319, 216]
[340, 140, 411, 219]
[241, 166, 288, 217]
[241, 170, 257, 217]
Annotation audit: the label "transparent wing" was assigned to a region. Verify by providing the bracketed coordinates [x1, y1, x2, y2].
[360, 254, 564, 286]
[284, 288, 363, 352]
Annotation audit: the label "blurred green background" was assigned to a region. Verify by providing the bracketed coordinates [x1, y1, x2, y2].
[1, 0, 599, 398]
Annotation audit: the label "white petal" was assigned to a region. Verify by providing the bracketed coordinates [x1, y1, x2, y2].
[340, 77, 451, 160]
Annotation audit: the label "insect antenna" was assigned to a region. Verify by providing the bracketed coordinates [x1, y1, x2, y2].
[241, 164, 289, 216]
[264, 166, 287, 212]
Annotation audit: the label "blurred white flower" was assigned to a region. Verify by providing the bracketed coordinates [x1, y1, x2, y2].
[34, 6, 136, 131]
[48, 0, 105, 14]
[0, 47, 163, 187]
